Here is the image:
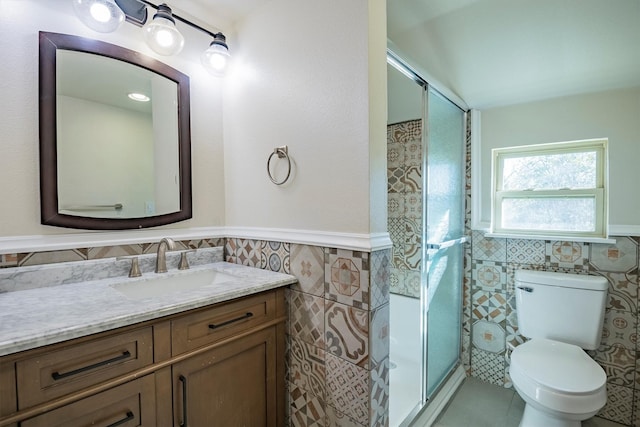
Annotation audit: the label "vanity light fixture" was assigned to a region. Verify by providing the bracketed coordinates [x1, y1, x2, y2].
[71, 0, 231, 76]
[143, 4, 184, 56]
[72, 0, 125, 33]
[201, 32, 230, 76]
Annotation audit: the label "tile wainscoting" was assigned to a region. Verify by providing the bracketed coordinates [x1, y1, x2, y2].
[0, 236, 391, 427]
[466, 231, 640, 426]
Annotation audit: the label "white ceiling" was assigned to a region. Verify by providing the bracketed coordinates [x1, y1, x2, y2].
[387, 0, 640, 108]
[159, 0, 640, 109]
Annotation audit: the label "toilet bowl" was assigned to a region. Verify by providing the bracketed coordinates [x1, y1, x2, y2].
[510, 338, 607, 427]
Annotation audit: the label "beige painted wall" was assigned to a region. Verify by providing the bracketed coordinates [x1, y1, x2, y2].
[477, 87, 640, 230]
[0, 0, 226, 236]
[223, 0, 387, 235]
[0, 0, 387, 240]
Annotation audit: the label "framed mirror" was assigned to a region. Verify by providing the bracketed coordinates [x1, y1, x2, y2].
[39, 31, 192, 230]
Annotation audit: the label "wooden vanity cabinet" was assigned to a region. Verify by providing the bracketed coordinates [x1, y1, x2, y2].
[0, 288, 286, 427]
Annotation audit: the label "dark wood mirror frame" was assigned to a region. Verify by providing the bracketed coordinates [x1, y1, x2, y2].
[39, 31, 192, 230]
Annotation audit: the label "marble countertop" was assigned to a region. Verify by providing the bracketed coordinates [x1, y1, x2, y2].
[0, 261, 297, 356]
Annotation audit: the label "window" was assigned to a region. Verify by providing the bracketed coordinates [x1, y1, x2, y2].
[491, 139, 608, 239]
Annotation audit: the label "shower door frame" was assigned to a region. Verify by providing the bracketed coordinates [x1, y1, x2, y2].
[387, 48, 469, 426]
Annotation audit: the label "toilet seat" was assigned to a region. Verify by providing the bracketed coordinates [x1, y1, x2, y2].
[510, 338, 607, 415]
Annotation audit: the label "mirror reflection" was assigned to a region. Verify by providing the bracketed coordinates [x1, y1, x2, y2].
[39, 32, 192, 230]
[57, 50, 180, 219]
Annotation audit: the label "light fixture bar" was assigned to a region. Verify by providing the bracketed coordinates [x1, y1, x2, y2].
[137, 0, 220, 38]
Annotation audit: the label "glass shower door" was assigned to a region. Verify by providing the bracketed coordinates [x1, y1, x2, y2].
[423, 88, 466, 397]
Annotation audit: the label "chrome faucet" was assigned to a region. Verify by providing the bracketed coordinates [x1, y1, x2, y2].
[155, 237, 176, 273]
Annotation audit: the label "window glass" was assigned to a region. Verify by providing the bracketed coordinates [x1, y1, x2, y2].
[501, 151, 597, 190]
[501, 197, 596, 232]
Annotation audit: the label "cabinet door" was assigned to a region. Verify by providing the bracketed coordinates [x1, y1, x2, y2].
[173, 327, 276, 427]
[20, 375, 156, 427]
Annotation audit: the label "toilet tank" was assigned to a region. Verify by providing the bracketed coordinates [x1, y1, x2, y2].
[515, 270, 608, 350]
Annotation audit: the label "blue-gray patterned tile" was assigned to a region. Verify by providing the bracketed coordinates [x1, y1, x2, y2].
[370, 250, 391, 309]
[506, 238, 545, 265]
[260, 240, 290, 273]
[471, 289, 507, 324]
[404, 192, 422, 219]
[471, 347, 505, 386]
[472, 230, 506, 262]
[546, 240, 589, 270]
[472, 319, 506, 353]
[369, 303, 390, 369]
[472, 260, 507, 292]
[370, 357, 389, 426]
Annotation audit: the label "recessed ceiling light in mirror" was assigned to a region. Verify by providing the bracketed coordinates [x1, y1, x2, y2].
[128, 92, 150, 102]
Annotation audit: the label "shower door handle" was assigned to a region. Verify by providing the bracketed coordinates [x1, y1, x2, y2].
[426, 236, 469, 250]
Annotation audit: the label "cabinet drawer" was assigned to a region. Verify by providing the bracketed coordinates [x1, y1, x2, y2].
[16, 327, 153, 409]
[172, 291, 276, 355]
[20, 375, 156, 427]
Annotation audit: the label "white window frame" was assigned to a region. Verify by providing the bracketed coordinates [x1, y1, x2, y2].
[490, 138, 608, 239]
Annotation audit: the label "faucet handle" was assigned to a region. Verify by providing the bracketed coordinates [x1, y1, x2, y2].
[116, 256, 142, 278]
[178, 250, 197, 270]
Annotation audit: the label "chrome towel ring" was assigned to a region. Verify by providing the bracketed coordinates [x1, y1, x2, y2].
[267, 145, 291, 185]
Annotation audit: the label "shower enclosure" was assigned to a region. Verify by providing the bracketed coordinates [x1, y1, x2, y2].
[387, 51, 467, 427]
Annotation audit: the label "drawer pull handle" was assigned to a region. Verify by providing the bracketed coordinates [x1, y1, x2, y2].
[208, 312, 254, 330]
[179, 375, 188, 427]
[106, 411, 134, 427]
[51, 350, 132, 380]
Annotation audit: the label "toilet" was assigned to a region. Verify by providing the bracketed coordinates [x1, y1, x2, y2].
[510, 270, 608, 427]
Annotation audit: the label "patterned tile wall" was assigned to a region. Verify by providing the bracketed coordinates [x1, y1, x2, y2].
[467, 232, 640, 426]
[227, 239, 391, 427]
[0, 238, 226, 269]
[387, 120, 423, 299]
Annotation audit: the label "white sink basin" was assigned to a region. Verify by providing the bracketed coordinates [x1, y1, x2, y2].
[111, 269, 238, 300]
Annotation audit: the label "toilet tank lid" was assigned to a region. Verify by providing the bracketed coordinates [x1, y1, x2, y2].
[515, 270, 608, 291]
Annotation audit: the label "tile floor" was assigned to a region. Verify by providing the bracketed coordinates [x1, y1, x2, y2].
[433, 377, 625, 427]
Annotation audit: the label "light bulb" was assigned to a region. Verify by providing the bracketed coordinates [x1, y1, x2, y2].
[201, 33, 230, 76]
[72, 0, 124, 33]
[143, 4, 184, 56]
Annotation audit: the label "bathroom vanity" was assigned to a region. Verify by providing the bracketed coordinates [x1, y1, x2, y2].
[0, 250, 296, 426]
